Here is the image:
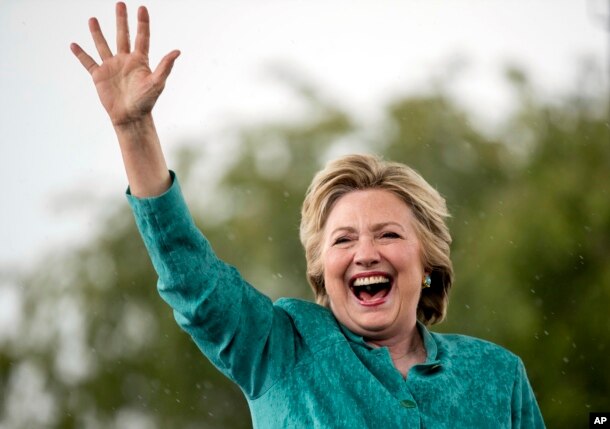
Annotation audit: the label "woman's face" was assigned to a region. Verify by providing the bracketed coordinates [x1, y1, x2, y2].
[322, 189, 426, 342]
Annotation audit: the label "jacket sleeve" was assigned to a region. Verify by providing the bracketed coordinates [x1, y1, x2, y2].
[126, 172, 299, 399]
[511, 358, 546, 428]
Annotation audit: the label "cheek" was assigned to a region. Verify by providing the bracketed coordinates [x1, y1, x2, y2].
[321, 248, 335, 275]
[394, 243, 424, 269]
[322, 249, 350, 278]
[322, 250, 350, 297]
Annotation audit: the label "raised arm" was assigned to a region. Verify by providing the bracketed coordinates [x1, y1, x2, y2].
[73, 3, 303, 398]
[71, 2, 180, 197]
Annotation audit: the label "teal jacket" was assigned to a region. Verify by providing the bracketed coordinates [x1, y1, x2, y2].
[127, 173, 545, 428]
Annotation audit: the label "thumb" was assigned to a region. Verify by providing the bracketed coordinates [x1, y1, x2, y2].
[152, 50, 181, 85]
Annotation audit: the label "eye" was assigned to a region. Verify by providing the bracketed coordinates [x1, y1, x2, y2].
[380, 231, 401, 239]
[333, 236, 351, 245]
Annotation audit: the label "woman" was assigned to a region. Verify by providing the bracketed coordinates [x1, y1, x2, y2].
[71, 3, 545, 427]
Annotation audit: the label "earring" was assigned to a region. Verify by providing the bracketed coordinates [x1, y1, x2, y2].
[422, 274, 431, 289]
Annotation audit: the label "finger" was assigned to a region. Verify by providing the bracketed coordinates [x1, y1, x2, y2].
[152, 50, 181, 85]
[70, 42, 99, 74]
[116, 2, 130, 53]
[134, 6, 150, 55]
[88, 17, 113, 60]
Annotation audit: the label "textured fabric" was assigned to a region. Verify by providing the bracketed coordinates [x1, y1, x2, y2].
[127, 172, 546, 428]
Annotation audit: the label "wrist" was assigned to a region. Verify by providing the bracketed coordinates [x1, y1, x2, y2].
[113, 114, 155, 136]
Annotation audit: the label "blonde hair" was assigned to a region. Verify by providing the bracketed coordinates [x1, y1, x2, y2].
[299, 153, 453, 325]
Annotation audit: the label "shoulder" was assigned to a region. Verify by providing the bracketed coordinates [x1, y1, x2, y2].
[430, 331, 521, 375]
[275, 297, 330, 317]
[432, 331, 516, 355]
[274, 298, 346, 352]
[274, 298, 336, 329]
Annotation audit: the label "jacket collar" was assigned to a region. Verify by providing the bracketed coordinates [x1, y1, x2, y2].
[339, 320, 442, 367]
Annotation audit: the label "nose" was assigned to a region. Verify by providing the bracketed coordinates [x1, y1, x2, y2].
[354, 237, 380, 267]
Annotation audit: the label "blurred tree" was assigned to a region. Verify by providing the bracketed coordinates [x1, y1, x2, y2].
[445, 76, 610, 425]
[0, 208, 250, 428]
[0, 67, 607, 428]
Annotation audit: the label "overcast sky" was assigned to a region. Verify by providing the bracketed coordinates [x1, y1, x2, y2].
[0, 0, 606, 273]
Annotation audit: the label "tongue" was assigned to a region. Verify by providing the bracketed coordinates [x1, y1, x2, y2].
[359, 288, 385, 302]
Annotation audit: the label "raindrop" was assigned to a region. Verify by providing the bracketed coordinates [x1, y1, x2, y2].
[544, 330, 549, 336]
[563, 357, 569, 363]
[464, 304, 470, 310]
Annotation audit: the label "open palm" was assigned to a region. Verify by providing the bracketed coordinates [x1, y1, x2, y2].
[71, 2, 179, 127]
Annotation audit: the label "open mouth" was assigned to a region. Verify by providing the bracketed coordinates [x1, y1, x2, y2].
[349, 274, 393, 303]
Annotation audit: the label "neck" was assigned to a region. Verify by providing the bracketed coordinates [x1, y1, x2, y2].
[366, 323, 427, 378]
[366, 322, 422, 354]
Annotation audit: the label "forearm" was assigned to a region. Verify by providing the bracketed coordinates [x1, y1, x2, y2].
[115, 114, 171, 197]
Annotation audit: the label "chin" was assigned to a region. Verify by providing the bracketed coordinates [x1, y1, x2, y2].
[347, 312, 397, 337]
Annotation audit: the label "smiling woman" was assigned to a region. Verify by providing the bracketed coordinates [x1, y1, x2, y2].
[300, 157, 452, 377]
[71, 2, 545, 428]
[323, 187, 430, 376]
[301, 154, 453, 322]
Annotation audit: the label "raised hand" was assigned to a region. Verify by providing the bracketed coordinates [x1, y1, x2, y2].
[70, 2, 177, 197]
[71, 2, 180, 128]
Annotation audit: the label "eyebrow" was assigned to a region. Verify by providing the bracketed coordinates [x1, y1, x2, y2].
[329, 222, 405, 236]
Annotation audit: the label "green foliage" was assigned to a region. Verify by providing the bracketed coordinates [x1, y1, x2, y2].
[1, 70, 607, 428]
[202, 104, 354, 301]
[448, 98, 610, 423]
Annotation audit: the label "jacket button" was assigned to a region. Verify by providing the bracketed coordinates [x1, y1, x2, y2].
[400, 400, 416, 408]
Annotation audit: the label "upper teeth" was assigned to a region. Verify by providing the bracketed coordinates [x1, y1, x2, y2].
[353, 276, 389, 287]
